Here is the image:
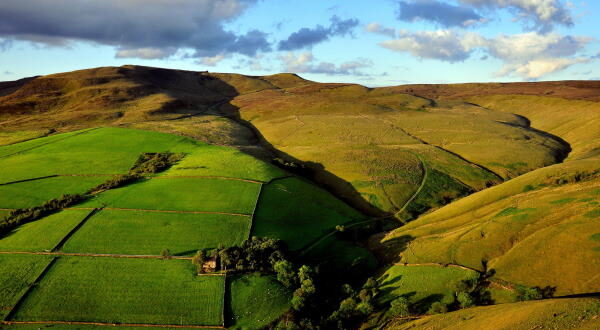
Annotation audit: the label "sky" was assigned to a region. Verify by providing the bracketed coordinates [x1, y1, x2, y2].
[0, 0, 599, 86]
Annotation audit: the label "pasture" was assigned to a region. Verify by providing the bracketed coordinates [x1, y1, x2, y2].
[252, 177, 363, 250]
[228, 273, 291, 329]
[0, 176, 109, 209]
[162, 146, 285, 182]
[378, 265, 479, 313]
[78, 177, 260, 214]
[0, 255, 54, 319]
[62, 210, 250, 256]
[0, 210, 91, 252]
[11, 257, 225, 326]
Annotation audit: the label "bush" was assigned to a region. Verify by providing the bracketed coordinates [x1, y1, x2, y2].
[457, 292, 475, 308]
[427, 302, 448, 314]
[389, 297, 411, 317]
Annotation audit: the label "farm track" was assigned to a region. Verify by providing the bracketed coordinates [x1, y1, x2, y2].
[1, 320, 225, 329]
[65, 207, 251, 217]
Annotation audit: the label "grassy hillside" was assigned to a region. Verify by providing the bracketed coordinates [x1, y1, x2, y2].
[378, 82, 600, 300]
[388, 297, 600, 330]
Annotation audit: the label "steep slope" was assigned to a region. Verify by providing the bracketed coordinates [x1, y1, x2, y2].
[379, 82, 600, 297]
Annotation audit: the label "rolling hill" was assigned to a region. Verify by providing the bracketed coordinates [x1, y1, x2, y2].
[0, 66, 598, 329]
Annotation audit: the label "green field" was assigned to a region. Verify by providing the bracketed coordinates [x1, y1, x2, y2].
[78, 177, 260, 214]
[252, 177, 363, 250]
[303, 234, 378, 276]
[11, 257, 225, 326]
[62, 210, 250, 256]
[0, 210, 91, 252]
[0, 127, 201, 183]
[378, 265, 479, 313]
[0, 176, 109, 209]
[162, 146, 286, 182]
[0, 129, 94, 159]
[0, 255, 54, 319]
[228, 273, 291, 329]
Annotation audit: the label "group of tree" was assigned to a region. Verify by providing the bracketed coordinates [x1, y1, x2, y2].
[0, 194, 86, 236]
[130, 152, 184, 176]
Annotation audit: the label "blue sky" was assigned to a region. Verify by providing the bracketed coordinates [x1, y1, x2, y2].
[0, 0, 598, 86]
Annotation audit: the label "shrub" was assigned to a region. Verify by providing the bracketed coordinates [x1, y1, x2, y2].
[389, 297, 411, 317]
[457, 292, 475, 308]
[427, 302, 448, 314]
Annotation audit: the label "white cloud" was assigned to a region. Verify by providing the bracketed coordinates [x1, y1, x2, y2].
[459, 0, 573, 31]
[380, 30, 485, 62]
[365, 23, 396, 38]
[279, 52, 372, 75]
[115, 47, 177, 60]
[379, 29, 591, 79]
[199, 54, 227, 67]
[496, 57, 589, 79]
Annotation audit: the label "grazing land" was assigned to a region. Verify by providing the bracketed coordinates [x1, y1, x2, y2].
[62, 210, 250, 256]
[228, 273, 291, 329]
[0, 255, 54, 320]
[0, 176, 109, 209]
[0, 210, 91, 252]
[252, 177, 364, 250]
[78, 177, 260, 215]
[11, 257, 225, 326]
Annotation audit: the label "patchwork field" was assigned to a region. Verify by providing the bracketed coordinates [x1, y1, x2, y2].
[79, 177, 261, 214]
[0, 210, 91, 252]
[11, 257, 225, 326]
[0, 176, 110, 209]
[62, 210, 250, 256]
[0, 255, 54, 320]
[0, 125, 373, 328]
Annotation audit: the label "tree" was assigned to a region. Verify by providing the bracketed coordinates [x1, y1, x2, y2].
[291, 294, 306, 311]
[274, 260, 297, 288]
[389, 297, 410, 317]
[457, 292, 475, 308]
[517, 286, 544, 301]
[428, 302, 448, 314]
[192, 250, 206, 274]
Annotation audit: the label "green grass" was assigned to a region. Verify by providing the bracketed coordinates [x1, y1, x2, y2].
[62, 210, 250, 256]
[0, 129, 93, 159]
[0, 210, 91, 252]
[12, 257, 225, 326]
[78, 178, 261, 214]
[378, 265, 479, 313]
[228, 273, 291, 329]
[0, 210, 9, 219]
[2, 325, 221, 330]
[0, 127, 201, 183]
[162, 146, 286, 182]
[0, 176, 109, 209]
[252, 177, 363, 250]
[0, 255, 54, 319]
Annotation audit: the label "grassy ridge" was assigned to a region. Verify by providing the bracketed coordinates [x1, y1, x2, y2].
[0, 210, 91, 252]
[0, 255, 54, 319]
[12, 257, 225, 326]
[390, 297, 600, 330]
[62, 210, 250, 256]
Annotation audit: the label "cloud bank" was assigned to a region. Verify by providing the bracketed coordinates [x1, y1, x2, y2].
[278, 16, 359, 51]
